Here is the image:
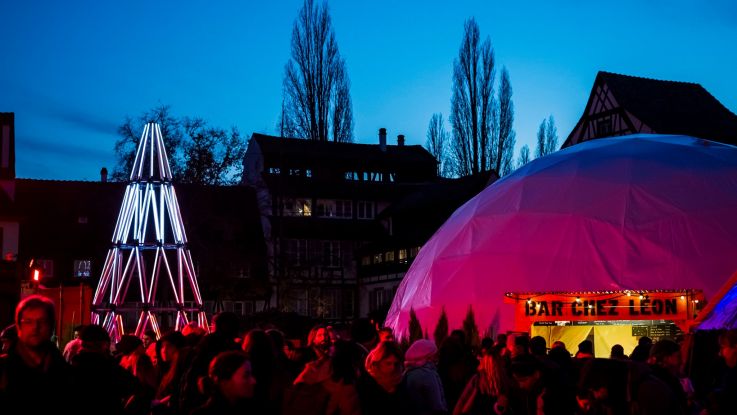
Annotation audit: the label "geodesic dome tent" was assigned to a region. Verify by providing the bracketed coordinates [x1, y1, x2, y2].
[386, 134, 737, 338]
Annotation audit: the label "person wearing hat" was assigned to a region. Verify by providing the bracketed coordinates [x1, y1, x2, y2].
[403, 339, 447, 415]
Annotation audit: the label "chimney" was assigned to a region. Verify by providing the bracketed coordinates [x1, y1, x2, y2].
[397, 134, 405, 146]
[100, 167, 108, 182]
[379, 128, 387, 152]
[0, 112, 15, 180]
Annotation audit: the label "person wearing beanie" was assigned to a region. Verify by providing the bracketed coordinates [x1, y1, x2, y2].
[403, 339, 447, 415]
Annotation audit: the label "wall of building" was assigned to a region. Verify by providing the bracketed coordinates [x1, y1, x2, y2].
[0, 221, 19, 260]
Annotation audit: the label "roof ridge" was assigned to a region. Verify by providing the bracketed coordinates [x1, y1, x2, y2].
[252, 133, 428, 149]
[15, 177, 111, 183]
[598, 70, 701, 87]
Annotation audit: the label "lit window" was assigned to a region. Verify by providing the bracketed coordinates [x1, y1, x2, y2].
[361, 256, 371, 266]
[385, 251, 395, 262]
[268, 167, 281, 175]
[399, 249, 408, 263]
[410, 246, 421, 257]
[373, 253, 383, 264]
[305, 169, 312, 178]
[74, 260, 91, 278]
[282, 198, 312, 216]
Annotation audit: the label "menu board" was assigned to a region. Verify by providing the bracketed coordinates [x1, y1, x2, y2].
[631, 324, 681, 339]
[631, 326, 649, 337]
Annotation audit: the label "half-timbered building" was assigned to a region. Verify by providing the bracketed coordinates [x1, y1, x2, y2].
[563, 71, 737, 148]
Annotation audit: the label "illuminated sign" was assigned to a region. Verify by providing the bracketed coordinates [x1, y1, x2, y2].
[508, 290, 703, 323]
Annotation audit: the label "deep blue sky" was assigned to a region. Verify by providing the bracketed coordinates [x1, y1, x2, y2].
[2, 0, 736, 180]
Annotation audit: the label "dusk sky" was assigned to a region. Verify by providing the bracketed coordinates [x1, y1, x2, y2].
[2, 0, 736, 180]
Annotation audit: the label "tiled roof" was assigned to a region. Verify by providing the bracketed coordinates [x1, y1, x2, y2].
[11, 179, 267, 284]
[597, 71, 737, 143]
[252, 133, 438, 165]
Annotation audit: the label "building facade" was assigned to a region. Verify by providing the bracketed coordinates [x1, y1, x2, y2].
[563, 71, 737, 148]
[241, 129, 439, 321]
[357, 172, 497, 319]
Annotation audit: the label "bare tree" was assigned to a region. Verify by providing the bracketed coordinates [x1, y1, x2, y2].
[282, 0, 353, 142]
[496, 67, 515, 176]
[331, 64, 353, 142]
[426, 113, 449, 177]
[181, 118, 246, 185]
[449, 18, 496, 176]
[545, 115, 558, 154]
[501, 131, 516, 176]
[113, 105, 183, 181]
[535, 115, 558, 158]
[517, 144, 530, 168]
[113, 105, 245, 184]
[277, 95, 298, 138]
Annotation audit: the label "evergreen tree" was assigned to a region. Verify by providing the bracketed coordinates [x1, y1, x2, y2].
[434, 307, 449, 347]
[462, 305, 481, 351]
[409, 307, 424, 345]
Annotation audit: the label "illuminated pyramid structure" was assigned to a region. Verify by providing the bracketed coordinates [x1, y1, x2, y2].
[91, 122, 207, 342]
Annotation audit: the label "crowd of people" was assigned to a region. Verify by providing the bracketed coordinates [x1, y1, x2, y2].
[1, 294, 737, 414]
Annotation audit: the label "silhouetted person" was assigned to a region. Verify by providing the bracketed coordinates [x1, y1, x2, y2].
[529, 336, 547, 358]
[179, 312, 241, 414]
[647, 339, 688, 413]
[630, 336, 652, 362]
[509, 353, 575, 414]
[610, 344, 627, 360]
[579, 357, 683, 415]
[575, 340, 594, 359]
[703, 329, 737, 415]
[351, 318, 378, 356]
[71, 324, 140, 415]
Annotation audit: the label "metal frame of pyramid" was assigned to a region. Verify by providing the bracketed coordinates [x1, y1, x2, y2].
[91, 122, 208, 342]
